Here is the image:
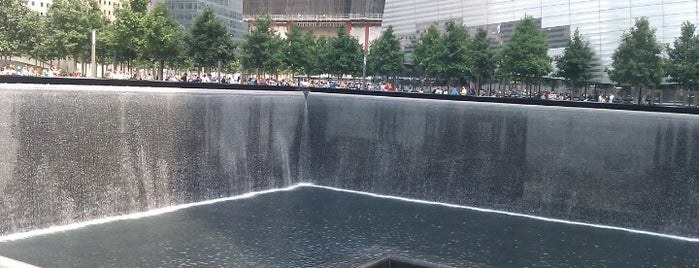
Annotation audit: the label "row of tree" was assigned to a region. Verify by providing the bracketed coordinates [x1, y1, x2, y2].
[241, 15, 365, 79]
[2, 0, 699, 99]
[0, 0, 235, 78]
[408, 16, 699, 102]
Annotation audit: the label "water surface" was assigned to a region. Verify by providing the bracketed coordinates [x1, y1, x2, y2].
[0, 186, 696, 267]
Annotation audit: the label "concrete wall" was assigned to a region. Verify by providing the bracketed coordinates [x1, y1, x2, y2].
[0, 83, 697, 238]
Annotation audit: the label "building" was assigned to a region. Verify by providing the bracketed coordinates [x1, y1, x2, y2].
[161, 0, 247, 40]
[97, 0, 126, 20]
[243, 0, 385, 51]
[25, 0, 125, 19]
[383, 0, 699, 82]
[25, 0, 51, 16]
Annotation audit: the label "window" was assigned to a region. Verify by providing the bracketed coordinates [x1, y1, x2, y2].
[31, 1, 34, 6]
[40, 2, 43, 7]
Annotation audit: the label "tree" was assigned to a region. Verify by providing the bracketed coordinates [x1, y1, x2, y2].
[442, 21, 472, 87]
[143, 2, 185, 80]
[45, 0, 105, 64]
[500, 16, 551, 91]
[412, 25, 446, 88]
[555, 28, 595, 95]
[607, 17, 664, 104]
[366, 25, 405, 81]
[105, 0, 147, 70]
[666, 21, 699, 106]
[189, 5, 236, 75]
[241, 14, 283, 78]
[311, 35, 331, 75]
[326, 26, 363, 79]
[0, 0, 45, 63]
[472, 28, 496, 92]
[300, 30, 318, 77]
[283, 23, 313, 78]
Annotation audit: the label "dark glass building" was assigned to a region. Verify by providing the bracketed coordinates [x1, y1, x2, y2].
[161, 0, 247, 40]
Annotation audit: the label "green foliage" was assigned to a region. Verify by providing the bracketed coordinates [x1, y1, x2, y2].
[284, 23, 313, 76]
[105, 5, 147, 65]
[241, 14, 284, 77]
[143, 3, 186, 79]
[189, 5, 236, 70]
[472, 28, 496, 90]
[129, 0, 148, 13]
[666, 21, 699, 88]
[442, 21, 472, 85]
[45, 0, 105, 62]
[555, 28, 595, 88]
[327, 26, 363, 78]
[500, 16, 551, 84]
[607, 17, 664, 89]
[412, 25, 446, 79]
[366, 25, 404, 77]
[0, 0, 44, 59]
[311, 36, 331, 75]
[300, 30, 317, 76]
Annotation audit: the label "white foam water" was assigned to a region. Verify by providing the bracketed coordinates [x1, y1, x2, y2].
[1, 182, 697, 243]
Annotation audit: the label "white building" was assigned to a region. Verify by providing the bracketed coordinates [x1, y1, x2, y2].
[25, 0, 125, 20]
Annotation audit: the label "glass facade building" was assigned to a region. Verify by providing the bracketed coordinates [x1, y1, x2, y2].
[383, 0, 699, 82]
[163, 0, 247, 40]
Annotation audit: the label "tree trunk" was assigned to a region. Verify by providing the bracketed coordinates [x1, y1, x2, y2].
[159, 59, 165, 81]
[476, 72, 481, 94]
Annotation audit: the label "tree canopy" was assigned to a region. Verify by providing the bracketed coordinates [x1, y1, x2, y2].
[105, 0, 147, 66]
[45, 0, 105, 62]
[666, 21, 699, 89]
[412, 25, 446, 81]
[366, 25, 404, 78]
[442, 21, 472, 86]
[555, 28, 595, 90]
[326, 26, 363, 78]
[607, 17, 664, 102]
[471, 28, 496, 91]
[283, 23, 313, 76]
[0, 0, 42, 60]
[189, 5, 236, 71]
[143, 2, 185, 79]
[500, 16, 551, 85]
[241, 14, 283, 77]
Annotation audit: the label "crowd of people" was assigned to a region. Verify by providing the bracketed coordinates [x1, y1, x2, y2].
[3, 63, 697, 107]
[1, 64, 73, 77]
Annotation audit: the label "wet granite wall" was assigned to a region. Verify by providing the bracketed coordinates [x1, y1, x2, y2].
[1, 85, 697, 238]
[306, 93, 699, 237]
[0, 85, 308, 235]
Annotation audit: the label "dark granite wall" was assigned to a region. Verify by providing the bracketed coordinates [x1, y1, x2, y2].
[0, 86, 307, 235]
[306, 93, 699, 237]
[0, 85, 697, 238]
